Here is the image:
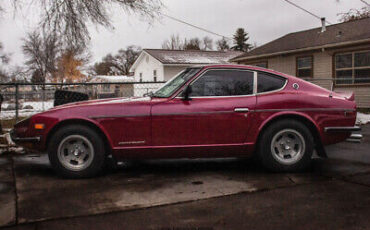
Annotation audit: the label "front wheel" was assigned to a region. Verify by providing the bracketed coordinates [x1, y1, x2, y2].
[258, 119, 314, 172]
[48, 125, 106, 178]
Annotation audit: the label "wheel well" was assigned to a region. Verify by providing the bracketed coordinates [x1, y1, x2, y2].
[256, 114, 323, 154]
[46, 119, 112, 154]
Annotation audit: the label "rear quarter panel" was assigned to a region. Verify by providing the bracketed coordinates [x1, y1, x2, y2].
[249, 78, 356, 146]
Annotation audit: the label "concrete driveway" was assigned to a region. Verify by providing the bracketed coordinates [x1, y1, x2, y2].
[1, 125, 369, 230]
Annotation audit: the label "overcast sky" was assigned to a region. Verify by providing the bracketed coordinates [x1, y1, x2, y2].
[0, 0, 366, 68]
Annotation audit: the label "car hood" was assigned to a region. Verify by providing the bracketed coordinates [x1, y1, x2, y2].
[49, 97, 152, 111]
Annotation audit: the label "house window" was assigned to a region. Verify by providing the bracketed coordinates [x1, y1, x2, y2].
[335, 50, 370, 85]
[252, 62, 268, 68]
[153, 70, 157, 82]
[296, 56, 313, 78]
[139, 73, 143, 82]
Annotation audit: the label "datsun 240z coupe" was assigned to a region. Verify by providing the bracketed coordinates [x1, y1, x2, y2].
[11, 64, 361, 178]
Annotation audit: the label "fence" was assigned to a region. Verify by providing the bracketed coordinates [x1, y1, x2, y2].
[0, 78, 369, 124]
[0, 81, 165, 124]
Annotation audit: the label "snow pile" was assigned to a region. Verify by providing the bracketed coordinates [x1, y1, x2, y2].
[357, 112, 370, 125]
[1, 100, 54, 120]
[0, 133, 25, 155]
[89, 75, 134, 83]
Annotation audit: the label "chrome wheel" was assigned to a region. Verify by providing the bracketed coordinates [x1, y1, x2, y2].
[57, 135, 95, 171]
[270, 129, 305, 165]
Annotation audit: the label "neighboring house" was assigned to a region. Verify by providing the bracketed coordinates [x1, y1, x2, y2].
[89, 75, 134, 98]
[230, 18, 370, 108]
[130, 49, 243, 82]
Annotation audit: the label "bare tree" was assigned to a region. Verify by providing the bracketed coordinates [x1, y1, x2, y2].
[216, 38, 230, 51]
[0, 42, 11, 82]
[202, 36, 213, 50]
[9, 66, 28, 83]
[0, 42, 10, 64]
[0, 68, 7, 82]
[338, 7, 370, 22]
[93, 54, 115, 75]
[162, 34, 183, 50]
[13, 0, 163, 48]
[184, 38, 201, 50]
[93, 45, 141, 75]
[22, 31, 60, 83]
[161, 35, 215, 51]
[110, 45, 141, 75]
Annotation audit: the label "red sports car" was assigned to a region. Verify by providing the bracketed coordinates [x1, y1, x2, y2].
[11, 64, 360, 178]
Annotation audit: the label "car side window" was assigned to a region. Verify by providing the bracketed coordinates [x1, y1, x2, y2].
[190, 70, 254, 97]
[257, 72, 286, 93]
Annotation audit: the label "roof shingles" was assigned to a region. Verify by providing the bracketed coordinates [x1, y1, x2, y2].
[232, 17, 370, 61]
[144, 49, 242, 64]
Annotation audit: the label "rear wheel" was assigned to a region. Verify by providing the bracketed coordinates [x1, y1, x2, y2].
[258, 119, 314, 172]
[48, 125, 106, 178]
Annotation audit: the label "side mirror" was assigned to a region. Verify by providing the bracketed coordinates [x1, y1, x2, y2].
[182, 85, 192, 101]
[143, 91, 153, 97]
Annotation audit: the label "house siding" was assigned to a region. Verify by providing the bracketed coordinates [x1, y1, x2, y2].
[163, 66, 186, 81]
[238, 46, 370, 108]
[133, 53, 164, 82]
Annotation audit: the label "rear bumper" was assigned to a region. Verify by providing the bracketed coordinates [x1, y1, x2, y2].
[324, 126, 361, 132]
[324, 126, 362, 143]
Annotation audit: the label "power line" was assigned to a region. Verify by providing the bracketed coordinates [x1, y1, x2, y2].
[160, 13, 233, 40]
[282, 0, 333, 25]
[360, 0, 370, 7]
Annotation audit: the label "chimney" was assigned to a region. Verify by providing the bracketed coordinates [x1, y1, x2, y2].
[321, 17, 326, 33]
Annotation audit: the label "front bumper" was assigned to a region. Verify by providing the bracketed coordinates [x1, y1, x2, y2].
[10, 129, 41, 143]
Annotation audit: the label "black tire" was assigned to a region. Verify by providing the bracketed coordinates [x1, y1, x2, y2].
[48, 125, 106, 178]
[257, 119, 314, 172]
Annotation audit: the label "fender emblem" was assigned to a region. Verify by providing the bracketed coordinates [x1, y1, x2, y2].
[119, 140, 146, 145]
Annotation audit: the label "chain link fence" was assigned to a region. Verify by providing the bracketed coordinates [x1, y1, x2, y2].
[0, 81, 165, 126]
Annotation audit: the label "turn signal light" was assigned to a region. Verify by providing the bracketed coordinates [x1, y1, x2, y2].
[34, 124, 45, 130]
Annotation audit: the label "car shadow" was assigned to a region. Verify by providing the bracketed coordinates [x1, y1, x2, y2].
[13, 154, 326, 180]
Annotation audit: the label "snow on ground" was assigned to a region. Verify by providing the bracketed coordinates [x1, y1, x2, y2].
[1, 101, 54, 120]
[356, 112, 370, 125]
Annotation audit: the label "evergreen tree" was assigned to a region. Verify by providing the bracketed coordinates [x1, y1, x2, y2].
[232, 28, 252, 52]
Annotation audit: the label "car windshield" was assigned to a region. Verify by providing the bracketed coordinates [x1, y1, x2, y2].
[152, 67, 202, 98]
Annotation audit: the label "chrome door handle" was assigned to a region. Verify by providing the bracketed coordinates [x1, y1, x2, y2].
[234, 108, 249, 113]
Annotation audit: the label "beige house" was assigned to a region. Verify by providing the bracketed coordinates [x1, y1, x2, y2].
[231, 18, 370, 108]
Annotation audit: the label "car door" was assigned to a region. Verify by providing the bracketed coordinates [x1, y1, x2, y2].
[151, 68, 257, 156]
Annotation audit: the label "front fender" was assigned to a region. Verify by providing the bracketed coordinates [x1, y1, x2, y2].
[39, 116, 115, 151]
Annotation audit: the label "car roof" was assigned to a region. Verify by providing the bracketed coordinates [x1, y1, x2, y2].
[187, 64, 331, 95]
[189, 64, 292, 79]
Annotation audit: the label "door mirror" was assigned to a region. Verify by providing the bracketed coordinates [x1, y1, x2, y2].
[143, 91, 154, 97]
[182, 85, 192, 101]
